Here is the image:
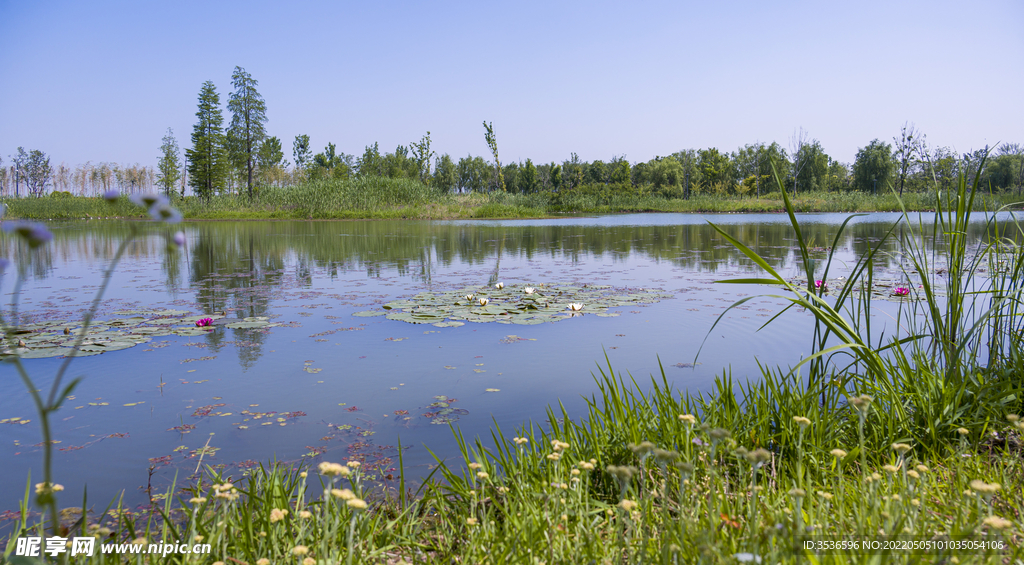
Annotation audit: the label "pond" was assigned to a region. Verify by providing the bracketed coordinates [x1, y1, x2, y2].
[0, 211, 1011, 513]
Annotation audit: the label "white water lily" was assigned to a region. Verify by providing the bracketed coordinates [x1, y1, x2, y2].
[523, 287, 535, 294]
[478, 297, 490, 306]
[495, 282, 504, 289]
[567, 303, 584, 311]
[465, 294, 475, 301]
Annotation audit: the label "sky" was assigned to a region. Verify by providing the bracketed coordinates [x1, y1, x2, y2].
[1, 0, 1022, 170]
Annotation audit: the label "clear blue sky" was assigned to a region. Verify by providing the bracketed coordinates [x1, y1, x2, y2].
[1, 0, 1021, 169]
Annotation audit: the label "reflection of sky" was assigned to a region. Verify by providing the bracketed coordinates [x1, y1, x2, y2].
[0, 212, 1010, 512]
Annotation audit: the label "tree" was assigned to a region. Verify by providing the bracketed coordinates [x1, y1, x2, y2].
[186, 81, 228, 201]
[893, 122, 923, 196]
[610, 157, 631, 186]
[293, 135, 312, 171]
[549, 163, 562, 191]
[793, 140, 830, 192]
[483, 121, 505, 192]
[21, 148, 52, 197]
[157, 128, 182, 197]
[227, 66, 268, 199]
[410, 132, 435, 184]
[852, 139, 894, 193]
[433, 154, 457, 192]
[520, 159, 538, 193]
[12, 147, 29, 197]
[357, 143, 383, 177]
[257, 136, 285, 185]
[311, 143, 351, 179]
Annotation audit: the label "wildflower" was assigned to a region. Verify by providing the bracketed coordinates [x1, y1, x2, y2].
[567, 303, 584, 311]
[4, 221, 53, 248]
[793, 416, 811, 427]
[303, 559, 316, 565]
[746, 448, 772, 466]
[674, 461, 695, 474]
[331, 488, 355, 500]
[911, 499, 920, 507]
[299, 471, 307, 478]
[149, 203, 182, 223]
[213, 562, 225, 565]
[789, 488, 806, 498]
[983, 516, 1013, 530]
[270, 508, 288, 523]
[299, 510, 312, 519]
[606, 465, 636, 482]
[550, 440, 570, 451]
[653, 448, 679, 465]
[892, 443, 912, 454]
[476, 472, 489, 480]
[627, 441, 656, 457]
[618, 499, 638, 511]
[468, 462, 482, 470]
[102, 189, 120, 203]
[893, 287, 910, 297]
[195, 317, 214, 327]
[130, 192, 168, 209]
[347, 460, 361, 469]
[817, 491, 833, 501]
[907, 470, 920, 480]
[830, 449, 848, 458]
[957, 428, 970, 436]
[497, 486, 509, 493]
[571, 469, 580, 476]
[969, 480, 1000, 495]
[1007, 414, 1020, 424]
[678, 414, 697, 425]
[513, 437, 529, 446]
[257, 560, 270, 565]
[849, 394, 874, 412]
[34, 482, 64, 494]
[708, 428, 731, 442]
[347, 498, 368, 510]
[524, 287, 535, 294]
[291, 545, 309, 556]
[466, 517, 478, 526]
[478, 297, 489, 306]
[194, 536, 204, 542]
[319, 461, 349, 477]
[495, 282, 504, 289]
[580, 461, 595, 471]
[882, 464, 899, 474]
[546, 453, 561, 461]
[915, 464, 929, 473]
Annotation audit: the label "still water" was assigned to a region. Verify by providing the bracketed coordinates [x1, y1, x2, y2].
[0, 212, 1006, 512]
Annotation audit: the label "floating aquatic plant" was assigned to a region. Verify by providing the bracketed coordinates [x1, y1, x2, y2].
[353, 283, 671, 327]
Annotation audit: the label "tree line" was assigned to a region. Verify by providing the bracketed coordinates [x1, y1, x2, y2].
[4, 67, 1023, 200]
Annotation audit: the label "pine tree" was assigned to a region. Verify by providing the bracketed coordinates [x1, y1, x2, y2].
[186, 81, 228, 201]
[157, 128, 182, 197]
[227, 66, 268, 200]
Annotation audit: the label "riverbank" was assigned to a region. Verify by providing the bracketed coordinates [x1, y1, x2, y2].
[3, 177, 1022, 221]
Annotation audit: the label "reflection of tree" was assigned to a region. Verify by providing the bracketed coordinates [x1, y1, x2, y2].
[190, 227, 285, 369]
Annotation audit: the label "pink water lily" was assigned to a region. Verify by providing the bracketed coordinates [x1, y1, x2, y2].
[814, 280, 827, 290]
[893, 287, 910, 297]
[195, 318, 214, 327]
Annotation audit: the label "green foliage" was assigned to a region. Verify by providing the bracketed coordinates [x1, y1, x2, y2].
[13, 147, 53, 197]
[227, 66, 268, 199]
[793, 139, 830, 192]
[549, 163, 562, 191]
[853, 139, 894, 193]
[157, 128, 182, 197]
[456, 155, 489, 192]
[483, 121, 504, 192]
[186, 81, 229, 201]
[432, 153, 457, 193]
[520, 158, 538, 193]
[292, 134, 312, 170]
[410, 132, 435, 184]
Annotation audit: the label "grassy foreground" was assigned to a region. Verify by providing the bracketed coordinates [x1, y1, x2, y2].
[4, 164, 1024, 564]
[3, 177, 1023, 220]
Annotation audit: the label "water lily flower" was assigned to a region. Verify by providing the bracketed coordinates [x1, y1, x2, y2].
[195, 317, 214, 327]
[495, 282, 504, 289]
[893, 286, 909, 296]
[814, 279, 827, 290]
[567, 303, 583, 311]
[464, 294, 474, 301]
[523, 287, 535, 294]
[478, 297, 489, 306]
[3, 221, 53, 249]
